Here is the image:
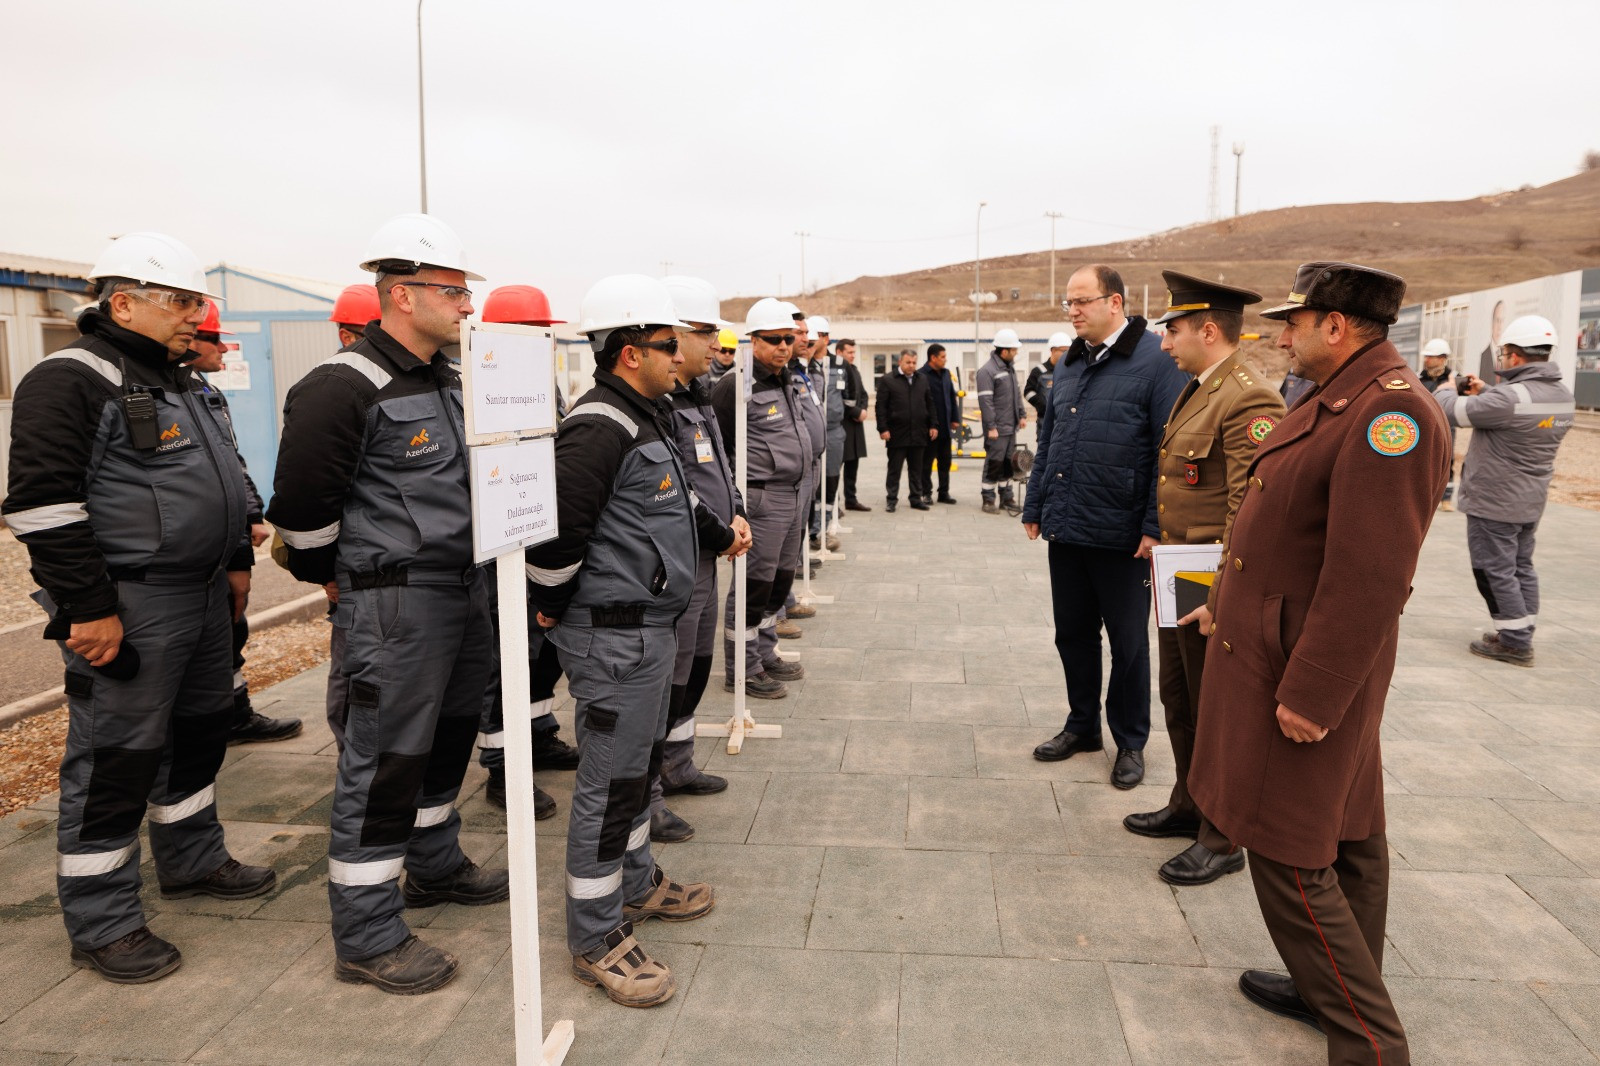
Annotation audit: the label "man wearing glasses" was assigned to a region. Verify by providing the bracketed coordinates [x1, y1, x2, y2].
[5, 232, 273, 984]
[270, 213, 508, 995]
[1024, 265, 1188, 792]
[711, 298, 813, 699]
[527, 274, 714, 1008]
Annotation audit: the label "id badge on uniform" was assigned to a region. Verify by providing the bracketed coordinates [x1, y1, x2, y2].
[835, 376, 846, 390]
[694, 431, 714, 464]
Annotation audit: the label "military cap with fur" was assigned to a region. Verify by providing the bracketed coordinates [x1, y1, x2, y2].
[1259, 261, 1407, 325]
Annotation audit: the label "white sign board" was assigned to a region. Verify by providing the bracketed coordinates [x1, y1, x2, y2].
[208, 358, 252, 391]
[469, 437, 559, 563]
[459, 322, 559, 444]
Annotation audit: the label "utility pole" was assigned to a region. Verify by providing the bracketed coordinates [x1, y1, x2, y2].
[660, 261, 673, 277]
[1044, 210, 1064, 307]
[416, 0, 428, 212]
[1207, 125, 1220, 222]
[1232, 142, 1245, 217]
[974, 201, 987, 364]
[794, 231, 810, 295]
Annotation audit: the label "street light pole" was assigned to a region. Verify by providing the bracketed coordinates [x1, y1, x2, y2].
[974, 201, 987, 364]
[1044, 210, 1063, 307]
[416, 0, 428, 213]
[794, 231, 810, 295]
[1232, 142, 1245, 217]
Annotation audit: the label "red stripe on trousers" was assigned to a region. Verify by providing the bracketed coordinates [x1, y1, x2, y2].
[1295, 867, 1382, 1064]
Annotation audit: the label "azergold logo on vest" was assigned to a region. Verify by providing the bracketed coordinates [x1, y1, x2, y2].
[155, 420, 193, 453]
[410, 428, 430, 447]
[659, 475, 673, 491]
[405, 427, 440, 459]
[653, 472, 680, 503]
[159, 422, 181, 442]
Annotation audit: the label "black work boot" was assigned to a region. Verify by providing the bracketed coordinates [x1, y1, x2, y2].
[650, 806, 695, 843]
[402, 857, 511, 908]
[335, 935, 458, 995]
[160, 857, 277, 900]
[532, 731, 581, 771]
[485, 767, 557, 819]
[228, 710, 303, 744]
[71, 926, 182, 984]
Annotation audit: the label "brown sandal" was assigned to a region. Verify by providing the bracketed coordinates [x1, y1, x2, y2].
[570, 921, 676, 1008]
[623, 865, 715, 923]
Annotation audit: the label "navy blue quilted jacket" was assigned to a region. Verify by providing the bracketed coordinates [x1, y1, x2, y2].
[1021, 316, 1189, 552]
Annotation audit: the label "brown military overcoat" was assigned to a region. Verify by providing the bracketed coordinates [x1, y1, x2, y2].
[1157, 354, 1286, 551]
[1188, 340, 1450, 869]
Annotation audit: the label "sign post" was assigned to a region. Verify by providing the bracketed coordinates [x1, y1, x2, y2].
[460, 322, 573, 1066]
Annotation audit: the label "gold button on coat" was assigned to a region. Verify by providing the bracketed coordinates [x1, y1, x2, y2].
[1234, 557, 1243, 571]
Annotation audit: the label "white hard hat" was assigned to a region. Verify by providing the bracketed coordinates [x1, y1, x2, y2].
[88, 232, 220, 300]
[661, 275, 731, 329]
[1047, 331, 1072, 349]
[1500, 315, 1558, 351]
[1420, 338, 1451, 358]
[359, 212, 483, 281]
[578, 275, 690, 342]
[744, 297, 797, 336]
[993, 328, 1022, 349]
[808, 315, 831, 334]
[779, 301, 803, 322]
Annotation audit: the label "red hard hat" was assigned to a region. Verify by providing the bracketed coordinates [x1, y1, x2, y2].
[482, 284, 564, 326]
[329, 284, 381, 328]
[199, 301, 233, 335]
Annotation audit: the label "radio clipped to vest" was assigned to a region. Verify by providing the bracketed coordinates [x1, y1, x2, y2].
[117, 354, 161, 450]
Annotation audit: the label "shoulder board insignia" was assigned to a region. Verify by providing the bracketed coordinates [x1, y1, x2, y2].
[1246, 415, 1276, 446]
[1368, 411, 1420, 456]
[1383, 378, 1411, 390]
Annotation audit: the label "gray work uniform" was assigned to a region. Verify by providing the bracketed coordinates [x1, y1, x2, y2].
[655, 378, 741, 804]
[977, 352, 1026, 499]
[3, 317, 253, 952]
[712, 363, 809, 679]
[809, 355, 849, 537]
[476, 583, 565, 771]
[525, 371, 699, 955]
[1435, 362, 1575, 648]
[269, 326, 492, 963]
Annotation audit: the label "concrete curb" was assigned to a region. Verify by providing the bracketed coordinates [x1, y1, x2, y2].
[0, 589, 328, 731]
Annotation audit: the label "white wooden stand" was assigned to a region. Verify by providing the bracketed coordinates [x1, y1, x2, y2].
[496, 557, 573, 1066]
[696, 348, 782, 755]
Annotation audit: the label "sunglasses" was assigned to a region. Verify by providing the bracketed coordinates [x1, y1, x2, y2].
[634, 338, 679, 355]
[754, 333, 796, 346]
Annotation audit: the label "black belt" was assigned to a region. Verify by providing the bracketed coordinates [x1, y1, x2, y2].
[586, 604, 648, 627]
[343, 566, 476, 590]
[108, 565, 220, 584]
[745, 480, 800, 490]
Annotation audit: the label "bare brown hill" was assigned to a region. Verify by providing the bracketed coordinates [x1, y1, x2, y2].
[732, 168, 1600, 325]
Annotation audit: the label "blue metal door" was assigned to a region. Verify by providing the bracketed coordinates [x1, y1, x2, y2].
[211, 319, 279, 507]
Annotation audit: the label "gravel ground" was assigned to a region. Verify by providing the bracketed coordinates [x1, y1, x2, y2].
[0, 528, 43, 629]
[0, 615, 332, 817]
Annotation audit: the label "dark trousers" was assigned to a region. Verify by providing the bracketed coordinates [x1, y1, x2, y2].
[1160, 623, 1232, 848]
[1250, 833, 1409, 1065]
[229, 611, 251, 722]
[1047, 542, 1151, 751]
[927, 434, 952, 495]
[885, 445, 925, 503]
[843, 458, 861, 503]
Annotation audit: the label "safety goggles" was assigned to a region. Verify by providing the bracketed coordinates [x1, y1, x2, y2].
[396, 282, 473, 303]
[753, 333, 796, 346]
[128, 288, 208, 315]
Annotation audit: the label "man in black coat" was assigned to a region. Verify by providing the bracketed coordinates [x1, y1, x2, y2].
[917, 343, 962, 504]
[875, 349, 938, 512]
[837, 339, 872, 510]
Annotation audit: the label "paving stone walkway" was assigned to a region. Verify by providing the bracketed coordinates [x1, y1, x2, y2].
[2, 454, 1598, 1065]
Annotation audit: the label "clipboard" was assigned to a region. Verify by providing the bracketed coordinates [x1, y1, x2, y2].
[1151, 544, 1224, 626]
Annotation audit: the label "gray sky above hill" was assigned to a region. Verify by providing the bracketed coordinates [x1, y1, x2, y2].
[5, 0, 1598, 317]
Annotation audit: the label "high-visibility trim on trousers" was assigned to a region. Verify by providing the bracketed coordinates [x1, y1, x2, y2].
[328, 856, 405, 886]
[147, 783, 217, 825]
[58, 843, 138, 877]
[665, 719, 697, 743]
[414, 803, 452, 828]
[627, 820, 650, 851]
[1494, 615, 1536, 630]
[567, 869, 623, 899]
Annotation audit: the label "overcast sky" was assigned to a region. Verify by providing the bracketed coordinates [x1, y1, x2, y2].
[5, 0, 1598, 316]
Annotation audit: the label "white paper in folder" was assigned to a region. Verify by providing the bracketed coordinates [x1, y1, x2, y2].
[1151, 544, 1224, 627]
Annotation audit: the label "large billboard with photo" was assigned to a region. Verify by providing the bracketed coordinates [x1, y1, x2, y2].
[1464, 271, 1580, 386]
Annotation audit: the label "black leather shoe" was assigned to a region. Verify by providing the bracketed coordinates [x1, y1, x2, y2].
[336, 935, 458, 995]
[650, 807, 695, 843]
[662, 772, 728, 797]
[1122, 806, 1201, 839]
[845, 500, 872, 512]
[909, 499, 931, 511]
[484, 769, 557, 819]
[936, 494, 957, 504]
[1033, 729, 1104, 762]
[1239, 970, 1322, 1032]
[885, 499, 897, 513]
[228, 711, 303, 744]
[1112, 748, 1145, 789]
[402, 858, 510, 908]
[532, 732, 581, 771]
[71, 926, 182, 984]
[160, 857, 276, 900]
[1159, 841, 1245, 885]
